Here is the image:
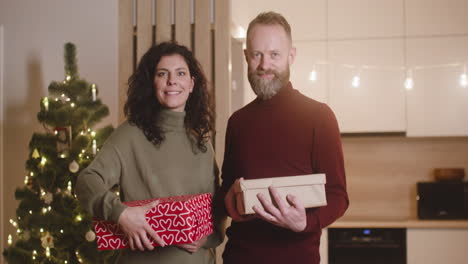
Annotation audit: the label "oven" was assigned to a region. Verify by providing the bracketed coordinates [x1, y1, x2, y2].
[328, 228, 406, 264]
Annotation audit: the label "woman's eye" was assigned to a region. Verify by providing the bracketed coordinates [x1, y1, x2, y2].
[177, 71, 186, 76]
[156, 72, 166, 77]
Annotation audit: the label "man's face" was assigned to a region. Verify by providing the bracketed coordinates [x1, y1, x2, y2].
[244, 24, 296, 100]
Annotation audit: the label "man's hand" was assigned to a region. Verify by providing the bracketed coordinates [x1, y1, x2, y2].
[176, 236, 207, 253]
[224, 178, 255, 222]
[118, 201, 166, 251]
[253, 186, 307, 232]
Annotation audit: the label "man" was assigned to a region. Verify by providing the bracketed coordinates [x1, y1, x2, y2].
[221, 11, 349, 264]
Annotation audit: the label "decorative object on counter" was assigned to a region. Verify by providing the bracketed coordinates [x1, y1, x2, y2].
[434, 168, 465, 181]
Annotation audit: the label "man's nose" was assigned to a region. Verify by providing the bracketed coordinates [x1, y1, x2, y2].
[258, 56, 271, 70]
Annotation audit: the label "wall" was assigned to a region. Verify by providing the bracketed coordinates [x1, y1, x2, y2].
[342, 136, 468, 220]
[0, 1, 118, 261]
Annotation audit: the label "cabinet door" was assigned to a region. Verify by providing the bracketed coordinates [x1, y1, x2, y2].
[328, 39, 406, 133]
[290, 42, 328, 104]
[406, 37, 468, 137]
[407, 229, 468, 264]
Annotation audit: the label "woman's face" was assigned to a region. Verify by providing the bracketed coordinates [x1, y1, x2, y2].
[154, 54, 194, 112]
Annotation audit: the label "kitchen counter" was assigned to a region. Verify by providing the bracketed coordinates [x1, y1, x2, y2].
[330, 218, 468, 229]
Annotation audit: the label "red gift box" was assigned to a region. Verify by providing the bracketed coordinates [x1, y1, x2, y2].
[93, 193, 213, 250]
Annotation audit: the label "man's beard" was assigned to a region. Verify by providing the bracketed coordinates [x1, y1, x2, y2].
[248, 67, 290, 100]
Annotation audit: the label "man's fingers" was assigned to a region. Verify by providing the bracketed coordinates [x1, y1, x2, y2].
[146, 227, 166, 247]
[252, 204, 279, 225]
[286, 194, 303, 209]
[268, 186, 287, 211]
[256, 193, 281, 217]
[225, 179, 244, 221]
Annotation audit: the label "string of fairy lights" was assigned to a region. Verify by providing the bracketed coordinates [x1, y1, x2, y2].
[7, 75, 101, 263]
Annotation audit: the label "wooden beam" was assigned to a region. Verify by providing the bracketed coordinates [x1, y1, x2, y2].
[118, 0, 134, 123]
[155, 0, 172, 42]
[175, 0, 191, 48]
[214, 0, 231, 168]
[194, 0, 212, 85]
[136, 0, 153, 62]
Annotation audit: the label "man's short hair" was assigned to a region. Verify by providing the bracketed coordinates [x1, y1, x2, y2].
[246, 11, 292, 41]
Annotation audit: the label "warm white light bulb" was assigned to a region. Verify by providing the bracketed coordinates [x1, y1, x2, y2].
[309, 70, 317, 82]
[42, 97, 49, 111]
[92, 139, 97, 155]
[351, 75, 360, 88]
[405, 77, 414, 90]
[460, 73, 467, 87]
[7, 234, 12, 245]
[405, 69, 414, 90]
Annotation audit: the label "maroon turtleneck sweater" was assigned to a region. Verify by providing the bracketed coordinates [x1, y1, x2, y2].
[220, 83, 349, 264]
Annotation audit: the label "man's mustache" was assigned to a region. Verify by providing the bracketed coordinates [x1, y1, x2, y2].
[254, 69, 279, 76]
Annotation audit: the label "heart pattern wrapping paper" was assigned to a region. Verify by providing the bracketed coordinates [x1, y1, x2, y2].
[93, 193, 213, 250]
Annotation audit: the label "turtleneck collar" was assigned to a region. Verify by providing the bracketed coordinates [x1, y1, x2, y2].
[252, 81, 294, 106]
[158, 109, 186, 132]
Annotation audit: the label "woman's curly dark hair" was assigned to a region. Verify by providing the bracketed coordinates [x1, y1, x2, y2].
[124, 41, 215, 152]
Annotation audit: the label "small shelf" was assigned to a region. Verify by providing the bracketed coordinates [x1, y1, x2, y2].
[330, 219, 468, 229]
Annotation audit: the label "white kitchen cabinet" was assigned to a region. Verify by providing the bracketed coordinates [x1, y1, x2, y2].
[406, 36, 468, 137]
[328, 39, 406, 133]
[291, 42, 329, 104]
[407, 229, 468, 264]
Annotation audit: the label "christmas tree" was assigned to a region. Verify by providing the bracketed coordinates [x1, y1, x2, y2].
[3, 43, 117, 264]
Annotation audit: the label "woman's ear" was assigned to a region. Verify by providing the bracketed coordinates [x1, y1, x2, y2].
[189, 77, 194, 93]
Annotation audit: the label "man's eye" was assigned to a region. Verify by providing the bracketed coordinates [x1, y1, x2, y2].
[272, 52, 279, 58]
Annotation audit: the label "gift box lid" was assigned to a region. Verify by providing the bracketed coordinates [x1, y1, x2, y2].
[234, 174, 326, 192]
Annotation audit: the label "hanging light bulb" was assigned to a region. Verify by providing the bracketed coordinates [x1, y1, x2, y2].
[351, 75, 360, 88]
[460, 65, 467, 87]
[351, 67, 361, 88]
[7, 234, 12, 245]
[405, 69, 414, 90]
[309, 65, 318, 82]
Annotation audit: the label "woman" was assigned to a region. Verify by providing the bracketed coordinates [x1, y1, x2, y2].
[76, 42, 224, 263]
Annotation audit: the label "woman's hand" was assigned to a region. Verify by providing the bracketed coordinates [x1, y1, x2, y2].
[176, 236, 207, 253]
[118, 201, 166, 251]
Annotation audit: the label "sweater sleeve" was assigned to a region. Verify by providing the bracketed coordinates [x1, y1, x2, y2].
[303, 103, 349, 233]
[75, 142, 127, 223]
